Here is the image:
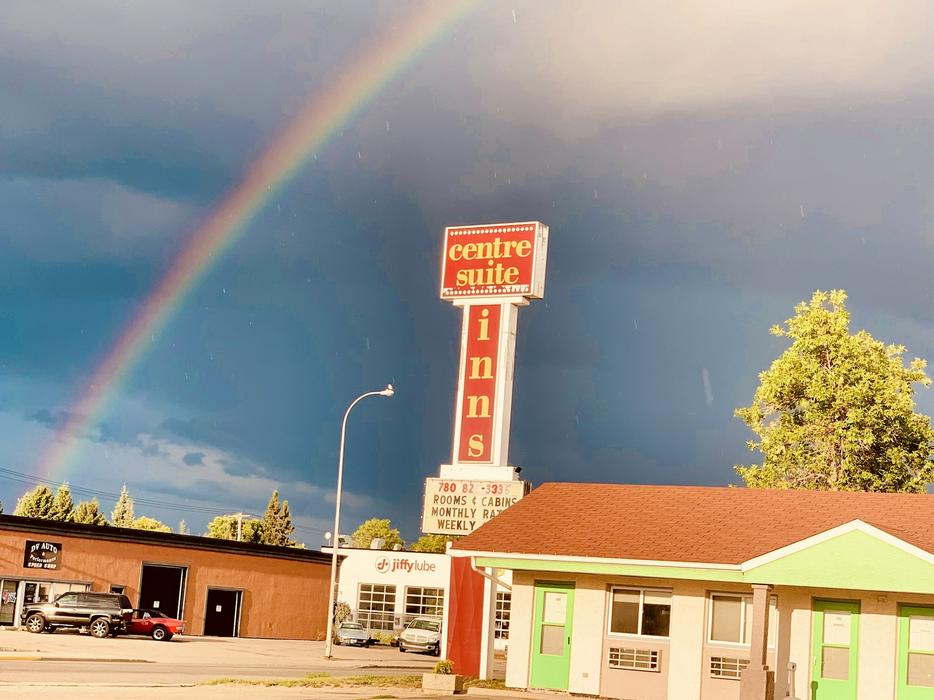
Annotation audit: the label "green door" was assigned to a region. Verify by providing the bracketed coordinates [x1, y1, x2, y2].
[897, 605, 934, 699]
[530, 581, 575, 690]
[811, 599, 859, 700]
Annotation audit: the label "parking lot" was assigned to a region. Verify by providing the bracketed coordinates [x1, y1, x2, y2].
[0, 628, 438, 684]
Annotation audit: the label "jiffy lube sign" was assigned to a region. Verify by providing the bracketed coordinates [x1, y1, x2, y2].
[375, 555, 438, 574]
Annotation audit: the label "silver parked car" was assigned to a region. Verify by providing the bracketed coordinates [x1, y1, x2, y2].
[335, 621, 371, 647]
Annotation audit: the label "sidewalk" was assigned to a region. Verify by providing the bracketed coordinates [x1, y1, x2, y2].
[0, 684, 565, 700]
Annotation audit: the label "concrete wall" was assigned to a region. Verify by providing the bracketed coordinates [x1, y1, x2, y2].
[0, 524, 331, 639]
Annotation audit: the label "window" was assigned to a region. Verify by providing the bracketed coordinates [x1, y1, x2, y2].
[707, 593, 778, 647]
[358, 584, 396, 631]
[404, 587, 444, 623]
[495, 592, 511, 640]
[608, 647, 660, 671]
[608, 588, 671, 638]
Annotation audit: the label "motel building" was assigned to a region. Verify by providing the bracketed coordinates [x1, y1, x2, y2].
[325, 545, 511, 652]
[450, 482, 934, 700]
[0, 514, 332, 639]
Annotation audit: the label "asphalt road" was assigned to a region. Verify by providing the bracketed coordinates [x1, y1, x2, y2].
[0, 629, 439, 684]
[0, 659, 429, 683]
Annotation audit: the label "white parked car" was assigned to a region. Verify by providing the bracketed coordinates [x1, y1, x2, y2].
[398, 616, 442, 656]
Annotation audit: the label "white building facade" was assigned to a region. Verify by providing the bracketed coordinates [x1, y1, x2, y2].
[328, 546, 511, 651]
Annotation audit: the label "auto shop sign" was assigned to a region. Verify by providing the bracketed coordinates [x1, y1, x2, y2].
[24, 540, 61, 570]
[375, 555, 437, 574]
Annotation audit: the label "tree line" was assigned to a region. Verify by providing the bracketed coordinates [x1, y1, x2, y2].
[6, 483, 298, 546]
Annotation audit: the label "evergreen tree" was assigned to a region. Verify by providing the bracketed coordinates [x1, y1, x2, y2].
[260, 491, 295, 547]
[351, 518, 404, 550]
[178, 519, 188, 535]
[50, 483, 76, 522]
[13, 485, 55, 519]
[111, 485, 135, 527]
[736, 290, 934, 491]
[74, 499, 107, 526]
[131, 516, 171, 532]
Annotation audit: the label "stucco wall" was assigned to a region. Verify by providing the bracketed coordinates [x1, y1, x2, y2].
[505, 571, 534, 689]
[501, 570, 934, 700]
[0, 525, 330, 639]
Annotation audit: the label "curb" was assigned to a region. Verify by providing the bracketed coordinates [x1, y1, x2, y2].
[0, 682, 194, 687]
[466, 689, 563, 699]
[0, 655, 151, 663]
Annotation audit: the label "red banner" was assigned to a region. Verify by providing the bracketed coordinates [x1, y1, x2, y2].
[457, 304, 501, 462]
[441, 223, 540, 299]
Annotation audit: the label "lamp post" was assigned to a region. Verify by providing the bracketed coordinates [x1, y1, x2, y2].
[324, 384, 394, 659]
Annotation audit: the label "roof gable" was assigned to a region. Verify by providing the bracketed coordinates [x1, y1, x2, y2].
[744, 521, 934, 594]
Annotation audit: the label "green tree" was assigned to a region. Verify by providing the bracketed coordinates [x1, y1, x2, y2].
[409, 534, 459, 553]
[260, 491, 295, 547]
[13, 485, 55, 519]
[74, 499, 107, 526]
[50, 483, 76, 522]
[351, 518, 404, 550]
[131, 516, 172, 532]
[206, 514, 265, 543]
[735, 290, 934, 492]
[111, 485, 135, 527]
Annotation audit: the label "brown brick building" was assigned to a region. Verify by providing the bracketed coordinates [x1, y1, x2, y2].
[0, 514, 332, 639]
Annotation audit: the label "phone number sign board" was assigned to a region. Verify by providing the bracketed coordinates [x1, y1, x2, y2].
[421, 478, 527, 536]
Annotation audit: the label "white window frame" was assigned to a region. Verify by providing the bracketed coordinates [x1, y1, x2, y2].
[606, 586, 672, 639]
[706, 592, 778, 648]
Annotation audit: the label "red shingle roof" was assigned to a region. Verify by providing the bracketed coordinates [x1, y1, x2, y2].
[451, 483, 934, 564]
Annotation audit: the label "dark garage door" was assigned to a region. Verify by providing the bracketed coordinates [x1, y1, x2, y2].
[204, 588, 242, 637]
[139, 564, 187, 620]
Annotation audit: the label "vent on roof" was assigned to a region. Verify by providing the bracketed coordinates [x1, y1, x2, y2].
[608, 647, 660, 672]
[710, 656, 749, 679]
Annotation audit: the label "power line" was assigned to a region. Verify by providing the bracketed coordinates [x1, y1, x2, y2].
[0, 465, 326, 536]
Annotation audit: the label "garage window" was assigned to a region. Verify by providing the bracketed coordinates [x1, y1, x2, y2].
[404, 587, 444, 623]
[358, 584, 396, 631]
[608, 587, 671, 638]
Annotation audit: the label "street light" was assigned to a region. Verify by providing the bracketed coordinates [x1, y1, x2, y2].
[324, 384, 394, 659]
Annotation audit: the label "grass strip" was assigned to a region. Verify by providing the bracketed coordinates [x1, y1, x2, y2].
[202, 672, 422, 688]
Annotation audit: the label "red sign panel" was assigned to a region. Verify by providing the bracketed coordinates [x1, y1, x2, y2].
[441, 222, 545, 299]
[456, 304, 501, 462]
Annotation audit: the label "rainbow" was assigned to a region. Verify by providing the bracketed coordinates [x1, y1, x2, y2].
[36, 0, 478, 483]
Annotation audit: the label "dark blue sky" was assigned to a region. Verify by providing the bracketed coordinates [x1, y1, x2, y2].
[1, 1, 932, 543]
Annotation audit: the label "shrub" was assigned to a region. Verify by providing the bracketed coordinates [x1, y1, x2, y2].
[433, 659, 455, 675]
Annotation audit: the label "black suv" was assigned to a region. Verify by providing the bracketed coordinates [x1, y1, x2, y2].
[22, 592, 134, 638]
